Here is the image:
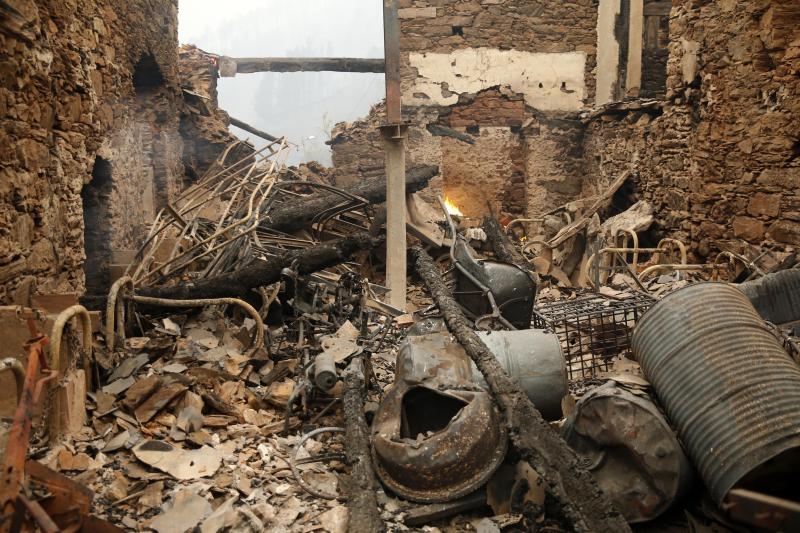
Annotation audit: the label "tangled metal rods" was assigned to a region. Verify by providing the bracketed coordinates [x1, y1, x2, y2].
[124, 139, 374, 291]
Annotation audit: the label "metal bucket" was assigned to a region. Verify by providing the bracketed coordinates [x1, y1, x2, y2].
[372, 333, 508, 503]
[475, 329, 567, 421]
[632, 282, 800, 504]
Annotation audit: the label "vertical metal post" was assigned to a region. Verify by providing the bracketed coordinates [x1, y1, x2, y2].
[381, 0, 407, 310]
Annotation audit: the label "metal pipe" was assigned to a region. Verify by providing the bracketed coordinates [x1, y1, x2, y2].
[106, 276, 134, 352]
[638, 263, 709, 282]
[0, 358, 25, 404]
[130, 295, 265, 356]
[290, 427, 345, 500]
[49, 305, 93, 444]
[50, 304, 93, 388]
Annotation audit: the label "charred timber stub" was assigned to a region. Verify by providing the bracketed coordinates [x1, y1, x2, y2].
[138, 233, 381, 301]
[410, 246, 630, 533]
[259, 165, 438, 235]
[342, 358, 383, 533]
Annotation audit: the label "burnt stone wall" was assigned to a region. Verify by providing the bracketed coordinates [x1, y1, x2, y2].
[0, 0, 183, 302]
[178, 45, 253, 180]
[398, 0, 599, 105]
[330, 0, 600, 219]
[582, 0, 800, 258]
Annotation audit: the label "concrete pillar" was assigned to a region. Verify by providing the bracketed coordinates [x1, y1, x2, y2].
[381, 125, 408, 310]
[596, 0, 621, 105]
[625, 0, 644, 97]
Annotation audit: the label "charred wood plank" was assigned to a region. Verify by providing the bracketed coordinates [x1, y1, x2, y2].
[260, 165, 438, 234]
[229, 117, 279, 142]
[137, 233, 380, 300]
[410, 245, 630, 533]
[231, 57, 385, 74]
[342, 358, 383, 533]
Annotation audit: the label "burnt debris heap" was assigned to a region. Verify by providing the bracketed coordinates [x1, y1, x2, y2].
[1, 1, 800, 532]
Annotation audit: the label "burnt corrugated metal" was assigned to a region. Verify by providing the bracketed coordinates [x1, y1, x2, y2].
[738, 269, 800, 328]
[631, 282, 800, 504]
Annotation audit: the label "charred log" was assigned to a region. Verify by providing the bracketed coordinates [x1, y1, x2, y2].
[410, 246, 629, 533]
[482, 216, 527, 266]
[137, 233, 380, 300]
[341, 358, 383, 532]
[260, 165, 438, 234]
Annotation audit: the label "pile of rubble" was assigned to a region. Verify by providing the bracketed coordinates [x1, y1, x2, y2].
[3, 151, 800, 532]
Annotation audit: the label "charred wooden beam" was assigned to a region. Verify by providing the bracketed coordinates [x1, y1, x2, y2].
[482, 216, 527, 266]
[222, 56, 385, 75]
[410, 245, 630, 533]
[229, 117, 279, 142]
[260, 165, 438, 234]
[426, 124, 475, 145]
[137, 233, 380, 301]
[342, 358, 383, 532]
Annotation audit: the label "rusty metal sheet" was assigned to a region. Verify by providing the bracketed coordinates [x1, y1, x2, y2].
[372, 333, 508, 502]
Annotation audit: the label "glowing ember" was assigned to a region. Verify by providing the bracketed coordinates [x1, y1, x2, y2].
[443, 196, 464, 217]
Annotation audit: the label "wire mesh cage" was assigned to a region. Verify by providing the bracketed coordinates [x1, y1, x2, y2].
[534, 292, 655, 381]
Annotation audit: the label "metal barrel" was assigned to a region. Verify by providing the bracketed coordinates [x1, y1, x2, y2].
[475, 329, 567, 421]
[562, 381, 695, 523]
[632, 282, 800, 504]
[738, 269, 800, 328]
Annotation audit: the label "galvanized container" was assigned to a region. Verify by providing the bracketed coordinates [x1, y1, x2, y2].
[738, 269, 800, 329]
[632, 282, 800, 504]
[475, 329, 567, 421]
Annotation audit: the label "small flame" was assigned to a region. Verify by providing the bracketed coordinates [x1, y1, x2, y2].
[443, 196, 464, 217]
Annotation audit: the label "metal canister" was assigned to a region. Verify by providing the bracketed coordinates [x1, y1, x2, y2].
[562, 381, 694, 523]
[632, 282, 800, 504]
[475, 329, 567, 421]
[738, 269, 800, 330]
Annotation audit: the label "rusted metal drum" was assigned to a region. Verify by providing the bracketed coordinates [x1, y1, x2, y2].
[738, 269, 800, 329]
[476, 329, 567, 421]
[562, 381, 694, 523]
[632, 282, 800, 504]
[371, 333, 508, 502]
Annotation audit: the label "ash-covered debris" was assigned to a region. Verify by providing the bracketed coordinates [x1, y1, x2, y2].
[5, 155, 800, 533]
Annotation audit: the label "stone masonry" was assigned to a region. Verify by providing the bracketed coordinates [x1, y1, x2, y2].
[0, 2, 245, 304]
[582, 0, 800, 258]
[331, 0, 799, 257]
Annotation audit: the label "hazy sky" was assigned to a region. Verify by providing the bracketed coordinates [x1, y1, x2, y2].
[178, 0, 386, 165]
